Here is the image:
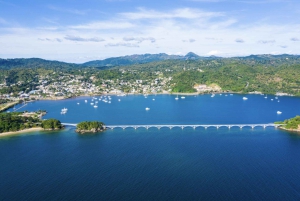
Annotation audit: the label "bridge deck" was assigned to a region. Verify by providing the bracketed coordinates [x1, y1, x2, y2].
[62, 123, 283, 130]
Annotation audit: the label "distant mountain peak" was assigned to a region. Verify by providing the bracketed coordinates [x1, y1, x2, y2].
[185, 52, 199, 58]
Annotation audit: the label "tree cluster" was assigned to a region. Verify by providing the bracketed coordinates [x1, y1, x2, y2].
[41, 119, 63, 130]
[76, 121, 105, 133]
[0, 112, 41, 133]
[276, 116, 300, 130]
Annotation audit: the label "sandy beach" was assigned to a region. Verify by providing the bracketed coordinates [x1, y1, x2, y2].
[0, 127, 43, 138]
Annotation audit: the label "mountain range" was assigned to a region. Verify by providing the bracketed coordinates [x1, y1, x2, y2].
[1, 52, 300, 69]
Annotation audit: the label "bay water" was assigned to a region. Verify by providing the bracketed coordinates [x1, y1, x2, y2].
[1, 94, 300, 200]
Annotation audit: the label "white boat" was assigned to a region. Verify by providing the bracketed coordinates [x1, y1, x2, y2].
[118, 99, 121, 102]
[243, 97, 248, 100]
[211, 94, 215, 97]
[275, 97, 278, 99]
[61, 108, 67, 114]
[175, 95, 179, 100]
[145, 107, 150, 111]
[230, 94, 233, 96]
[278, 100, 280, 102]
[153, 99, 155, 101]
[94, 105, 98, 108]
[181, 96, 185, 99]
[85, 100, 87, 103]
[264, 96, 267, 99]
[91, 103, 94, 105]
[77, 103, 80, 105]
[277, 111, 282, 114]
[271, 99, 273, 101]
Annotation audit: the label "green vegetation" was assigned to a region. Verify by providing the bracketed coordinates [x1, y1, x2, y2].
[1, 54, 300, 95]
[0, 112, 41, 133]
[76, 121, 105, 133]
[41, 119, 63, 130]
[276, 116, 300, 130]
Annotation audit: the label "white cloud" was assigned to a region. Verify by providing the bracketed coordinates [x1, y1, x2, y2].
[258, 40, 276, 44]
[291, 37, 299, 41]
[105, 42, 139, 47]
[1, 6, 300, 62]
[235, 38, 245, 43]
[48, 5, 88, 15]
[123, 37, 156, 43]
[69, 21, 135, 30]
[207, 50, 221, 55]
[120, 7, 223, 20]
[64, 35, 105, 42]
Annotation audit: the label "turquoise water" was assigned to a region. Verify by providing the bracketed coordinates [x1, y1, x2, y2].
[1, 94, 300, 200]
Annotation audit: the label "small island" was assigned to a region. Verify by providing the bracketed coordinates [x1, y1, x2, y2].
[275, 116, 300, 132]
[76, 121, 105, 133]
[41, 119, 64, 130]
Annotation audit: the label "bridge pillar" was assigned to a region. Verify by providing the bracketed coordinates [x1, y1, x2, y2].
[228, 126, 231, 129]
[157, 127, 161, 130]
[204, 127, 207, 130]
[181, 126, 184, 130]
[146, 126, 149, 130]
[239, 126, 243, 129]
[122, 127, 125, 130]
[193, 126, 196, 130]
[216, 126, 219, 129]
[251, 126, 254, 129]
[134, 127, 137, 130]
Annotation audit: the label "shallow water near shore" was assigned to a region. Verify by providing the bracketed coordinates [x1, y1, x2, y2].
[1, 94, 300, 200]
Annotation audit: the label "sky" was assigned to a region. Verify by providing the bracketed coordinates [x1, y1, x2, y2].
[0, 0, 299, 63]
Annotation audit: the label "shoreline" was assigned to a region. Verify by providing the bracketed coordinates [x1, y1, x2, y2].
[278, 126, 300, 133]
[2, 92, 295, 109]
[0, 127, 43, 138]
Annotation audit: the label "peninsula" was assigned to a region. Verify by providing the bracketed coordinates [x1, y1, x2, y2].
[275, 116, 300, 132]
[0, 111, 63, 137]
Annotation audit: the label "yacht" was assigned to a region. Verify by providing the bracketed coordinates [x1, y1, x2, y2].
[61, 108, 67, 114]
[77, 103, 80, 105]
[277, 111, 282, 114]
[175, 95, 179, 100]
[153, 99, 155, 101]
[145, 107, 150, 111]
[181, 96, 185, 99]
[211, 94, 215, 97]
[94, 105, 98, 108]
[243, 97, 248, 100]
[85, 100, 87, 103]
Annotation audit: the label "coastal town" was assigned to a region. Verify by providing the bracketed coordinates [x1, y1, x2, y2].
[0, 69, 223, 104]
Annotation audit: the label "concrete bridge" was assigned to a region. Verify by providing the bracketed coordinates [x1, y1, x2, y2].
[62, 123, 283, 130]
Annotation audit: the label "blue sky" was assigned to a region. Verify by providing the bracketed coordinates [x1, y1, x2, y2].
[0, 0, 299, 63]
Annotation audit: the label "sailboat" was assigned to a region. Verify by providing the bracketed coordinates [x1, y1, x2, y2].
[175, 95, 179, 100]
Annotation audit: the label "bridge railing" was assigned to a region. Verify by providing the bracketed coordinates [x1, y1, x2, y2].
[62, 123, 285, 130]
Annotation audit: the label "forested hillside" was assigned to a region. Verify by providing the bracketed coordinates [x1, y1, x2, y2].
[1, 54, 300, 95]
